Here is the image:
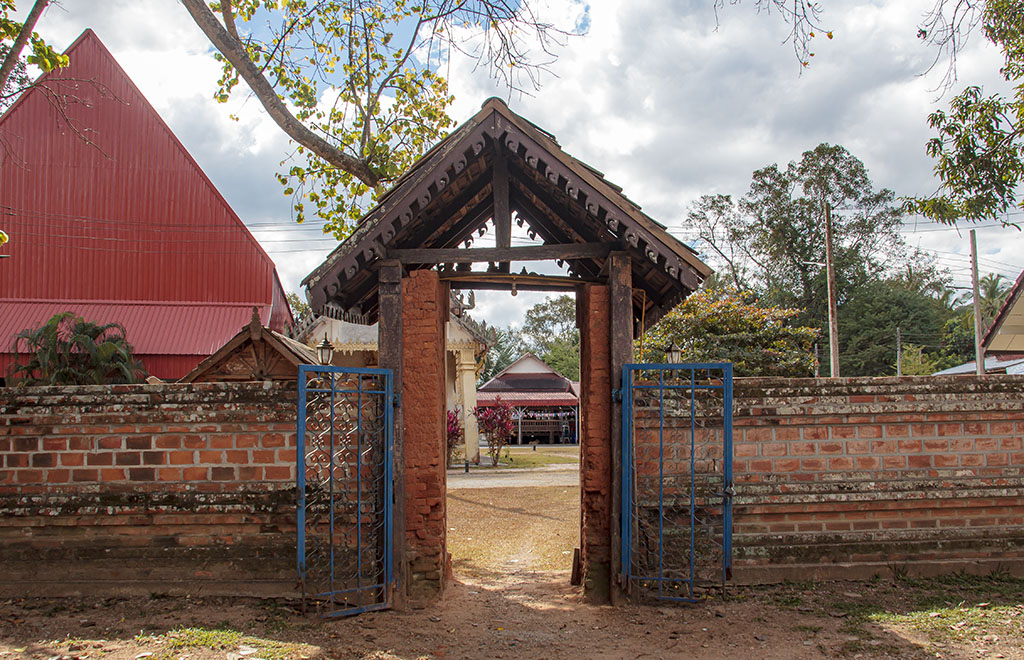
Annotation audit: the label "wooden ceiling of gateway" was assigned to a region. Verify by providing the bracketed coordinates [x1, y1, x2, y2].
[302, 98, 712, 328]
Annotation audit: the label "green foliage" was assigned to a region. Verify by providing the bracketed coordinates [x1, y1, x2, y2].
[10, 312, 147, 386]
[935, 311, 977, 370]
[639, 288, 818, 377]
[0, 2, 68, 89]
[908, 0, 1024, 225]
[202, 0, 577, 237]
[898, 344, 941, 376]
[690, 144, 960, 376]
[285, 291, 310, 320]
[478, 327, 523, 385]
[838, 280, 951, 377]
[539, 335, 579, 380]
[977, 272, 1011, 329]
[521, 295, 579, 379]
[694, 144, 910, 325]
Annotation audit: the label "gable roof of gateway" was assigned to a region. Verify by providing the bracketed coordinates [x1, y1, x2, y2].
[302, 98, 711, 327]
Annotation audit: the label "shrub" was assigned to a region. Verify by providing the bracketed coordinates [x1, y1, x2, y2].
[10, 312, 147, 385]
[474, 398, 515, 467]
[446, 408, 464, 466]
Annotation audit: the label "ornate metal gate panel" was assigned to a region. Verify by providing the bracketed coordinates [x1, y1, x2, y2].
[621, 363, 733, 603]
[297, 365, 393, 617]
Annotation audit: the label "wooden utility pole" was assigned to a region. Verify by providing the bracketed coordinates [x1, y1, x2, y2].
[970, 229, 985, 375]
[823, 202, 840, 377]
[896, 326, 902, 377]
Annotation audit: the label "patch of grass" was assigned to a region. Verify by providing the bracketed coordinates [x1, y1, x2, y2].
[871, 603, 1024, 645]
[133, 626, 315, 660]
[496, 447, 579, 469]
[795, 624, 822, 635]
[769, 593, 802, 607]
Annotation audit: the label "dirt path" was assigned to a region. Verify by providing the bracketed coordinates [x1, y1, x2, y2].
[2, 476, 1023, 659]
[7, 577, 1019, 660]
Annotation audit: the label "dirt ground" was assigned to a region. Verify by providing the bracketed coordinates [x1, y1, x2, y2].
[3, 470, 1024, 659]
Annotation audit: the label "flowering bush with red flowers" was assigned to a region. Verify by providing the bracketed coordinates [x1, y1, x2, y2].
[446, 408, 464, 466]
[474, 398, 515, 467]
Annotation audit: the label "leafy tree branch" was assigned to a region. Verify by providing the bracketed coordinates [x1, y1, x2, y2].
[179, 0, 578, 236]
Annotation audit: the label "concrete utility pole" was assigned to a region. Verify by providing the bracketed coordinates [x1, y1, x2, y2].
[896, 326, 902, 377]
[970, 229, 985, 375]
[824, 201, 841, 377]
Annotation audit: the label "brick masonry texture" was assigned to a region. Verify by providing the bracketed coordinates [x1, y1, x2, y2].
[729, 375, 1024, 581]
[578, 284, 612, 601]
[402, 269, 448, 599]
[0, 381, 299, 596]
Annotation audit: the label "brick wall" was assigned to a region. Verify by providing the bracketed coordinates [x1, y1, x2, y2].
[731, 375, 1024, 581]
[401, 269, 448, 599]
[627, 374, 1024, 583]
[578, 284, 612, 602]
[0, 381, 298, 596]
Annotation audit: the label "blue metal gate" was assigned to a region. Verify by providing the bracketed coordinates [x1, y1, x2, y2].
[297, 365, 394, 617]
[621, 363, 734, 602]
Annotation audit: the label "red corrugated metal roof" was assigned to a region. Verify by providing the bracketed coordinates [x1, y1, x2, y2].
[0, 29, 292, 329]
[476, 391, 578, 407]
[0, 299, 270, 380]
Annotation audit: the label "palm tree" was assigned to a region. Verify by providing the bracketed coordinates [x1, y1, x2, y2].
[10, 312, 147, 385]
[978, 273, 1011, 329]
[478, 328, 522, 385]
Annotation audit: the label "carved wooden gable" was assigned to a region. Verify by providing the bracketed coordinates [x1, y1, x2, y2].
[303, 98, 712, 326]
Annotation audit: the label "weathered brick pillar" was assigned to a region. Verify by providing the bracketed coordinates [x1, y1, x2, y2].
[401, 269, 448, 599]
[577, 283, 612, 603]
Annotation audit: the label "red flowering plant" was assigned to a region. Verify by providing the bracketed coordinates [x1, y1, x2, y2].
[446, 408, 464, 466]
[473, 398, 515, 467]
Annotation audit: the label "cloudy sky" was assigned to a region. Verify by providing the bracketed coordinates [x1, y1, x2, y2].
[20, 0, 1024, 328]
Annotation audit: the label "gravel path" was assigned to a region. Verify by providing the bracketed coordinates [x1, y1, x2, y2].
[446, 464, 579, 489]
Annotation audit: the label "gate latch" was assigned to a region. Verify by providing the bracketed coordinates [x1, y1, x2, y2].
[723, 484, 736, 499]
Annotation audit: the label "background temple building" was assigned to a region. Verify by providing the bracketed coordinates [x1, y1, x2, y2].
[476, 354, 579, 444]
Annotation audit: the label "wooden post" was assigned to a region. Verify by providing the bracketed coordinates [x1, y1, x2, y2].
[378, 260, 406, 606]
[608, 252, 632, 604]
[971, 229, 985, 375]
[493, 149, 511, 273]
[824, 201, 841, 377]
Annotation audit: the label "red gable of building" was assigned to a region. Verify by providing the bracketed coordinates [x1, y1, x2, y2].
[0, 29, 293, 380]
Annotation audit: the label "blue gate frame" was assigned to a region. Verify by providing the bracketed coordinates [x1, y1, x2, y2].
[620, 362, 734, 602]
[297, 365, 394, 617]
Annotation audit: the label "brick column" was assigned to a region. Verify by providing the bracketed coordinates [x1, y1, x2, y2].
[401, 269, 448, 599]
[577, 283, 612, 603]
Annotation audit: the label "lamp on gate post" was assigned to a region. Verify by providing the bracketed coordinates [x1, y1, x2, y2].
[666, 342, 682, 364]
[317, 334, 334, 365]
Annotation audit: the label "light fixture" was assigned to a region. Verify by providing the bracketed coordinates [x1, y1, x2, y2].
[317, 334, 334, 365]
[511, 278, 518, 297]
[666, 342, 682, 364]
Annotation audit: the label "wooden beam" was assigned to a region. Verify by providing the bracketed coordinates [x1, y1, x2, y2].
[493, 148, 511, 273]
[389, 242, 612, 264]
[377, 260, 405, 607]
[608, 252, 632, 606]
[440, 272, 599, 289]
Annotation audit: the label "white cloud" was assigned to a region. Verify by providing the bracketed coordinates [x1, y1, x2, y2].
[19, 0, 1024, 311]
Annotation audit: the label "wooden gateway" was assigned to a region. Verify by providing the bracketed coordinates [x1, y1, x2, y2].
[302, 97, 711, 326]
[300, 97, 713, 605]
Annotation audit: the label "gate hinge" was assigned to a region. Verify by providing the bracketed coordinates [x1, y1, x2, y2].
[724, 484, 736, 499]
[393, 393, 401, 408]
[612, 388, 623, 403]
